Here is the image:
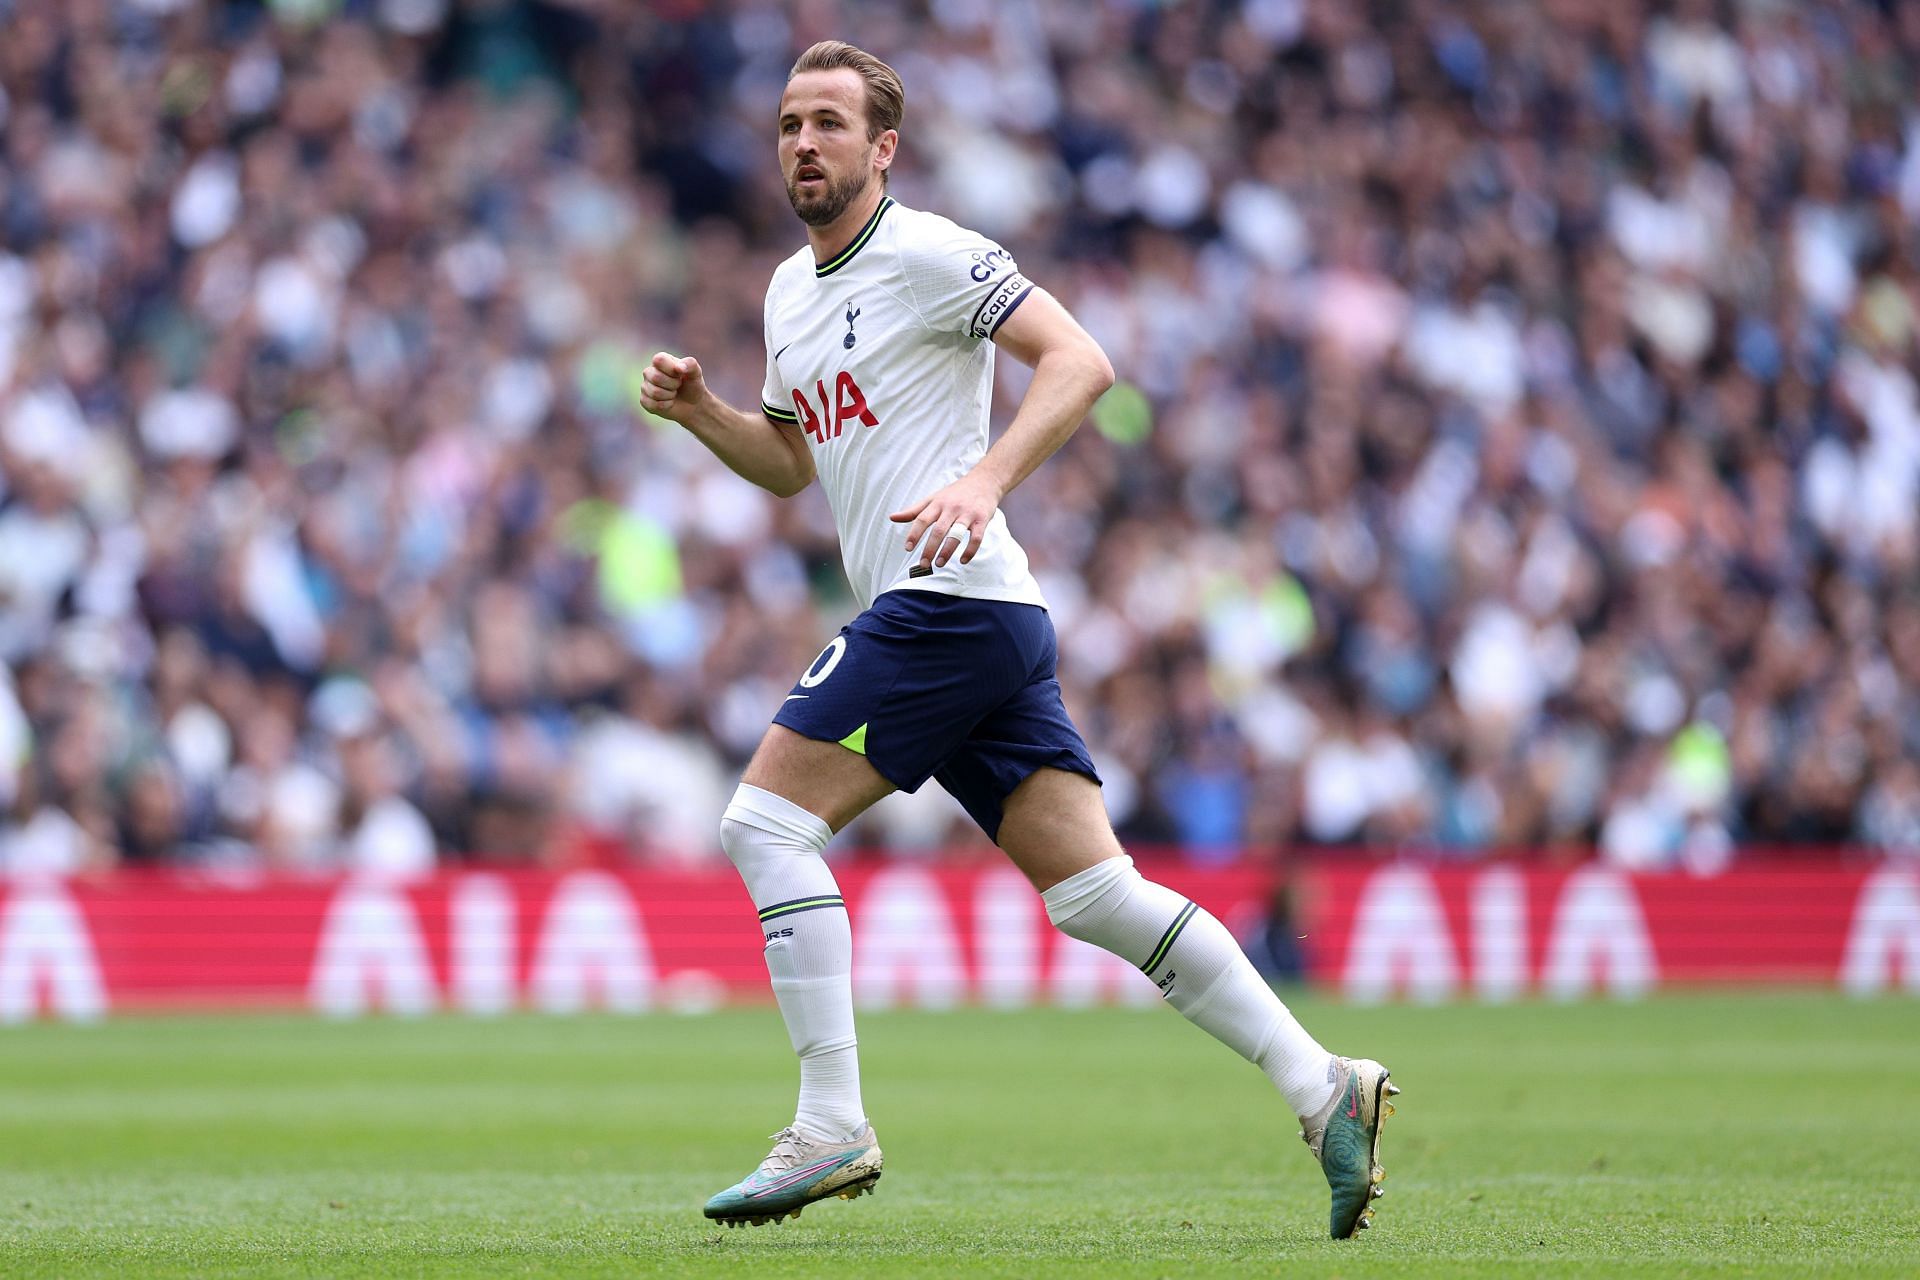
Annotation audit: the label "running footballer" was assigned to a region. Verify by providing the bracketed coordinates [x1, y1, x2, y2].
[638, 40, 1398, 1241]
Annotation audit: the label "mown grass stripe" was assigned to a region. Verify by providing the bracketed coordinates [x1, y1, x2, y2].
[0, 994, 1915, 1276]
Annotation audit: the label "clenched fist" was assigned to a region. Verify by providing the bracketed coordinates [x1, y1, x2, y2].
[638, 352, 708, 424]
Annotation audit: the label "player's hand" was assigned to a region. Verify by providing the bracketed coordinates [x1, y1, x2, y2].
[890, 470, 1003, 570]
[638, 352, 707, 424]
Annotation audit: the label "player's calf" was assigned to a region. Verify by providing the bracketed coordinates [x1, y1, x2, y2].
[1039, 855, 1337, 1117]
[1040, 855, 1404, 1237]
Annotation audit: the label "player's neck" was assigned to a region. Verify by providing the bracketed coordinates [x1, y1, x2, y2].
[806, 185, 889, 267]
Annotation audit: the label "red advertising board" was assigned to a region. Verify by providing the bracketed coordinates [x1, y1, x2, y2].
[0, 863, 1915, 1021]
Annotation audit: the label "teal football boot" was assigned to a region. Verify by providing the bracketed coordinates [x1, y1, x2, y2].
[1300, 1057, 1398, 1238]
[703, 1125, 883, 1227]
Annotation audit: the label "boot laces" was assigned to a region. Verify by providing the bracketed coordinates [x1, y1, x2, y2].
[757, 1126, 814, 1174]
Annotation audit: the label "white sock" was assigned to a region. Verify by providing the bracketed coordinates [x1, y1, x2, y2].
[1042, 855, 1337, 1119]
[720, 783, 866, 1142]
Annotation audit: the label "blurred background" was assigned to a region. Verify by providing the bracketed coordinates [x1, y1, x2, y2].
[1, 0, 1917, 884]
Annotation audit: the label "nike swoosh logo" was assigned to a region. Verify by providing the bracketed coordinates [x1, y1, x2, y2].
[775, 342, 793, 360]
[784, 694, 809, 702]
[753, 1155, 843, 1195]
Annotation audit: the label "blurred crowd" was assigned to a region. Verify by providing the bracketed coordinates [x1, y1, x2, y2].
[2, 0, 1918, 877]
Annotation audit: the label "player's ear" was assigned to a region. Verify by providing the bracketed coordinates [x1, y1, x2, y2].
[872, 129, 897, 176]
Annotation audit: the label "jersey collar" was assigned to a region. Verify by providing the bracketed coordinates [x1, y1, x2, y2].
[814, 196, 895, 278]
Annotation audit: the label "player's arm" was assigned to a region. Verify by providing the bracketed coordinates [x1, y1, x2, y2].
[639, 352, 816, 498]
[976, 290, 1115, 502]
[890, 289, 1114, 568]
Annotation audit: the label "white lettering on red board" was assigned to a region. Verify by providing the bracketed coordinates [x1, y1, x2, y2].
[15, 864, 1915, 1021]
[528, 871, 653, 1013]
[308, 878, 437, 1016]
[1339, 867, 1658, 1001]
[1470, 867, 1526, 1002]
[852, 866, 965, 1010]
[450, 873, 514, 1015]
[1344, 867, 1461, 1003]
[1841, 871, 1920, 994]
[1541, 869, 1656, 999]
[973, 867, 1039, 1009]
[0, 880, 106, 1023]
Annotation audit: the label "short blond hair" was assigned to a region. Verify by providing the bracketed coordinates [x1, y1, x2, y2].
[788, 40, 905, 144]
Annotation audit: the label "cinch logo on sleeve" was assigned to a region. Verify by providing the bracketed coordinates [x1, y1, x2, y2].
[968, 248, 1014, 282]
[792, 372, 880, 444]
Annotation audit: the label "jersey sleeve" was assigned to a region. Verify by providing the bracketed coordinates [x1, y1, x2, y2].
[899, 221, 1036, 341]
[761, 298, 798, 426]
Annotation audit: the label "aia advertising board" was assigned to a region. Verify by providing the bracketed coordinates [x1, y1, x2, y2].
[0, 863, 1915, 1021]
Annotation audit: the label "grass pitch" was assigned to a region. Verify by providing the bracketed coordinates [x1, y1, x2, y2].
[0, 992, 1915, 1277]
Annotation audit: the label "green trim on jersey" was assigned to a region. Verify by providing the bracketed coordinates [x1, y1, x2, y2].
[762, 400, 799, 423]
[815, 198, 895, 277]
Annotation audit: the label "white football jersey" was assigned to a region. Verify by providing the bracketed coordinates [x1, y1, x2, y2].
[760, 197, 1046, 611]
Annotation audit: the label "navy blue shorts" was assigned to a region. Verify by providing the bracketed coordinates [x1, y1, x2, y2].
[772, 589, 1100, 841]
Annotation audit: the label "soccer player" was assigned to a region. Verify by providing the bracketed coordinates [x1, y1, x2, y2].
[639, 41, 1398, 1240]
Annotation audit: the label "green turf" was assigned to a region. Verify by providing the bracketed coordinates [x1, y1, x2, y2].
[0, 992, 1915, 1277]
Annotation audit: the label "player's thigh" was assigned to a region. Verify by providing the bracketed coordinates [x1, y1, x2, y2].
[762, 593, 1033, 834]
[995, 766, 1126, 892]
[742, 724, 896, 834]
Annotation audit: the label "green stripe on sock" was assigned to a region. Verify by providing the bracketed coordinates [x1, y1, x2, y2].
[1141, 901, 1198, 975]
[757, 895, 846, 922]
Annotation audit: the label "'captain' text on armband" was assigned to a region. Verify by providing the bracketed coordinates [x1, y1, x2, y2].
[969, 272, 1031, 340]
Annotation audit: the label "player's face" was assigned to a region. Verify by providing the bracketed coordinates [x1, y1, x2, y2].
[778, 70, 885, 227]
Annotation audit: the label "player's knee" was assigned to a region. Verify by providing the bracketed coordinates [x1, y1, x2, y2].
[1039, 854, 1138, 936]
[718, 812, 758, 871]
[718, 809, 796, 876]
[719, 782, 832, 872]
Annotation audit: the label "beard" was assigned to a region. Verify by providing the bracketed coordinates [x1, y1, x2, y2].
[786, 156, 874, 226]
